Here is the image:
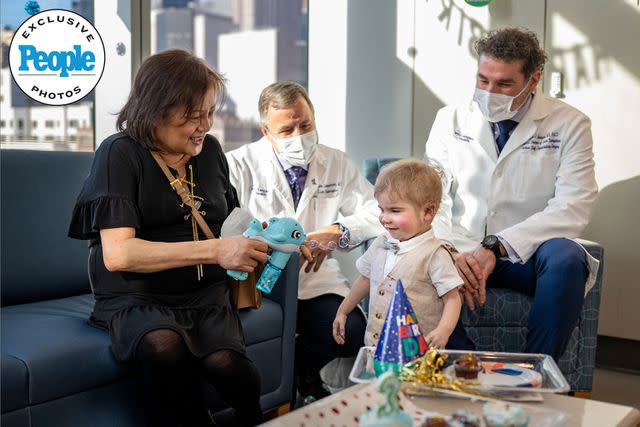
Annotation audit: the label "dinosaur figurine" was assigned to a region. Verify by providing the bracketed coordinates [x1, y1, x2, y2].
[227, 217, 306, 294]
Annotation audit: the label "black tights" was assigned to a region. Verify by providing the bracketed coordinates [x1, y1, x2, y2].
[136, 329, 262, 427]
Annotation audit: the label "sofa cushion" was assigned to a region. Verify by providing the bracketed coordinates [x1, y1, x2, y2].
[1, 293, 283, 406]
[1, 354, 28, 413]
[1, 295, 135, 405]
[1, 150, 93, 306]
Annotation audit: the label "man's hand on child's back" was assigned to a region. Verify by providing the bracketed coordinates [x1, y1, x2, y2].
[452, 251, 483, 310]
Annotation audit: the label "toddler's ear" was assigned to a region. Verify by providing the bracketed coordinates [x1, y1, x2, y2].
[422, 204, 437, 221]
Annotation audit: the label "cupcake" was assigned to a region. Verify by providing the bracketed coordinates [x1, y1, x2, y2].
[453, 354, 482, 379]
[482, 402, 529, 427]
[420, 416, 450, 427]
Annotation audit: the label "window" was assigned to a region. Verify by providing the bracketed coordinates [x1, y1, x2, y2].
[149, 0, 309, 152]
[69, 120, 79, 128]
[45, 121, 55, 129]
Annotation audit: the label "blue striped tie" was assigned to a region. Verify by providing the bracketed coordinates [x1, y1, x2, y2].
[496, 119, 518, 154]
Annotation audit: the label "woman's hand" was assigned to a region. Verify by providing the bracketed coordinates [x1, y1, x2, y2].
[332, 311, 348, 345]
[213, 237, 268, 272]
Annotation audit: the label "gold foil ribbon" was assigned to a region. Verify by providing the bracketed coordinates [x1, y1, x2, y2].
[399, 348, 499, 400]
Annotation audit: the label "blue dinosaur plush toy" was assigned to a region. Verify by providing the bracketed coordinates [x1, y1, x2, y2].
[227, 217, 306, 293]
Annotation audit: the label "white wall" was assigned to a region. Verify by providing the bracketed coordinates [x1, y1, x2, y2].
[309, 0, 414, 165]
[545, 0, 640, 340]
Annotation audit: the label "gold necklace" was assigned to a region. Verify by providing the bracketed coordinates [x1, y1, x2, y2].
[175, 164, 206, 281]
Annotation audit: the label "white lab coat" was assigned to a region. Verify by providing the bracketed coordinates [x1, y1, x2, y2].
[226, 137, 384, 300]
[425, 93, 599, 294]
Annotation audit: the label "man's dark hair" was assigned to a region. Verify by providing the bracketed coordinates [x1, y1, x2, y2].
[117, 49, 226, 149]
[474, 27, 547, 78]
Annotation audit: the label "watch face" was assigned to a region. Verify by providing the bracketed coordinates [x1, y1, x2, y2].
[483, 235, 498, 247]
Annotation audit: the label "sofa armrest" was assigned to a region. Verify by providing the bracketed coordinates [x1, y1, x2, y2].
[261, 254, 299, 410]
[263, 253, 299, 324]
[572, 239, 604, 392]
[576, 238, 604, 263]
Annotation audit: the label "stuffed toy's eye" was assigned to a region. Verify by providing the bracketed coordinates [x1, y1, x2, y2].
[291, 230, 301, 240]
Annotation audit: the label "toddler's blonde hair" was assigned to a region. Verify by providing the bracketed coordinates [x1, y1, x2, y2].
[374, 159, 443, 213]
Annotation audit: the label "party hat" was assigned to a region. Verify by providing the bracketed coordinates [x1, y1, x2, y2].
[373, 279, 429, 376]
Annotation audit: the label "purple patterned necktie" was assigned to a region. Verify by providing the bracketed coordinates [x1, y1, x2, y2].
[283, 166, 308, 209]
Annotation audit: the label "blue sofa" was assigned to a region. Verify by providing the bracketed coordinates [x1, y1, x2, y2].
[362, 158, 604, 393]
[1, 149, 298, 426]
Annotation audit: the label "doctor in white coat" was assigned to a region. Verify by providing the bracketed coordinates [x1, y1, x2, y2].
[226, 81, 383, 399]
[425, 28, 598, 360]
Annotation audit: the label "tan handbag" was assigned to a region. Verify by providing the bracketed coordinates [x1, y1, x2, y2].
[229, 265, 263, 309]
[151, 151, 262, 309]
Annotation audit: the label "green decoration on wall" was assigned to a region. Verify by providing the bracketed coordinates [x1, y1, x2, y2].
[465, 0, 493, 6]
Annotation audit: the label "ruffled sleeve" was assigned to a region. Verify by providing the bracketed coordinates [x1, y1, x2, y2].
[68, 134, 142, 240]
[68, 195, 141, 239]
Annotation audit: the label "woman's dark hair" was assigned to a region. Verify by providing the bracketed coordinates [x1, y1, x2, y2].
[474, 27, 547, 78]
[116, 49, 226, 149]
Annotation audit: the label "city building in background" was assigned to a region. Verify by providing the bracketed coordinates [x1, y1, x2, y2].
[1, 0, 307, 152]
[150, 0, 308, 151]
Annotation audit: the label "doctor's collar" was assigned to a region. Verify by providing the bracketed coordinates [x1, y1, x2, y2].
[510, 93, 534, 123]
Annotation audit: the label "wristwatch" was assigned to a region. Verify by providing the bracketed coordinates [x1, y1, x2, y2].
[481, 234, 502, 258]
[335, 223, 351, 248]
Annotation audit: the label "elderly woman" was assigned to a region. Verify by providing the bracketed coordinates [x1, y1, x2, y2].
[68, 49, 267, 427]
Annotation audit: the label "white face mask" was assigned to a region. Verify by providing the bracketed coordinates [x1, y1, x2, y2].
[473, 78, 532, 122]
[269, 129, 318, 168]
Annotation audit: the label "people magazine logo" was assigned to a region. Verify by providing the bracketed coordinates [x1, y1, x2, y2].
[8, 8, 105, 106]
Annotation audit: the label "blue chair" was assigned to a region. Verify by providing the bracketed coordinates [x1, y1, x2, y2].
[362, 158, 402, 185]
[362, 157, 604, 393]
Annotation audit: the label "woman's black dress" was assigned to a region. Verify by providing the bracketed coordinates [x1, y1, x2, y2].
[68, 132, 244, 361]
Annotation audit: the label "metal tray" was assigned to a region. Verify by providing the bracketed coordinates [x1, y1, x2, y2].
[349, 346, 570, 394]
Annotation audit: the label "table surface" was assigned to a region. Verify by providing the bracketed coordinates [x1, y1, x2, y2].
[262, 383, 640, 427]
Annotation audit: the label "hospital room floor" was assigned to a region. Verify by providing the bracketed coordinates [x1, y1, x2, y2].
[592, 368, 640, 408]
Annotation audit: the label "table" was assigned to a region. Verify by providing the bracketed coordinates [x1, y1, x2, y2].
[261, 383, 640, 427]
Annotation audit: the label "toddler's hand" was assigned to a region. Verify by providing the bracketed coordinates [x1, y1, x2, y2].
[332, 312, 347, 345]
[425, 328, 451, 350]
